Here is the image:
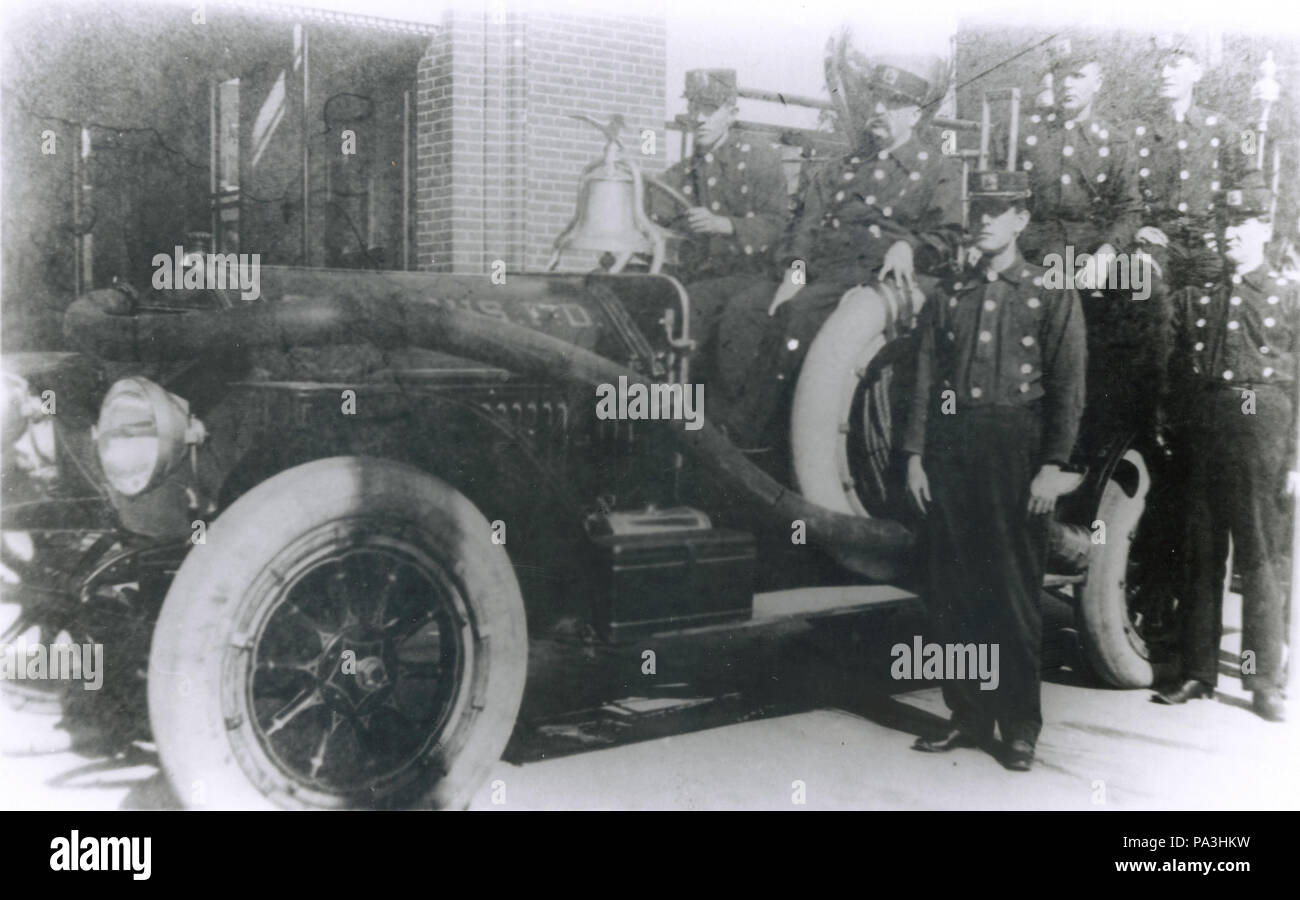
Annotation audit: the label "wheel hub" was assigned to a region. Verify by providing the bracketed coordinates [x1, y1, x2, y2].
[242, 538, 466, 797]
[317, 631, 396, 714]
[354, 656, 388, 692]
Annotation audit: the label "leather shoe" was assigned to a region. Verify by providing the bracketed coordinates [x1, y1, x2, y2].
[1002, 739, 1035, 772]
[1153, 679, 1214, 705]
[1253, 689, 1287, 722]
[912, 727, 988, 753]
[909, 723, 987, 754]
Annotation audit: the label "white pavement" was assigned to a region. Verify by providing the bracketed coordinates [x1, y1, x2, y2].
[2, 591, 1297, 811]
[465, 676, 1300, 810]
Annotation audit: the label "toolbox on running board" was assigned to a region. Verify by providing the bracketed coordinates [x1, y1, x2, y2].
[584, 507, 756, 641]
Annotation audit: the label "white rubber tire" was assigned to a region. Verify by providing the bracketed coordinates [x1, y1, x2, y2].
[790, 282, 916, 579]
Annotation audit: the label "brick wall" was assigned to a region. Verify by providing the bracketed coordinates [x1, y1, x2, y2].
[415, 8, 666, 273]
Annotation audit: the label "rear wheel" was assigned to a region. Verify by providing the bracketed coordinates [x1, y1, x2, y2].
[1077, 449, 1157, 688]
[790, 282, 918, 580]
[148, 456, 527, 809]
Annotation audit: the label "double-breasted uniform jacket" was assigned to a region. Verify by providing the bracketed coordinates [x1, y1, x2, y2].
[1132, 105, 1252, 238]
[1011, 111, 1143, 260]
[775, 135, 964, 284]
[1169, 266, 1299, 394]
[650, 132, 789, 282]
[1129, 104, 1255, 290]
[903, 252, 1088, 466]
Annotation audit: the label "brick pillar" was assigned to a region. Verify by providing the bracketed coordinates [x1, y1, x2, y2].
[415, 7, 666, 274]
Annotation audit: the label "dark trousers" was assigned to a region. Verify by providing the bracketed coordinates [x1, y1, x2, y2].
[681, 274, 773, 386]
[923, 406, 1049, 745]
[1076, 283, 1168, 456]
[1129, 438, 1191, 637]
[1179, 384, 1292, 691]
[713, 277, 857, 447]
[1024, 236, 1168, 455]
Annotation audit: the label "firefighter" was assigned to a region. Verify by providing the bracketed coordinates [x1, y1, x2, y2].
[1125, 34, 1259, 651]
[710, 48, 963, 450]
[1009, 37, 1149, 456]
[1133, 34, 1256, 294]
[648, 69, 789, 377]
[904, 169, 1087, 771]
[1156, 179, 1294, 722]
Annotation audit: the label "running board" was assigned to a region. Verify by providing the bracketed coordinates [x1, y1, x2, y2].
[661, 584, 920, 637]
[655, 576, 1088, 640]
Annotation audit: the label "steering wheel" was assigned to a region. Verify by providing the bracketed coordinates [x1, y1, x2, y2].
[644, 175, 694, 213]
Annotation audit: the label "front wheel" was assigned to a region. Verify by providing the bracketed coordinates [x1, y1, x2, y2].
[147, 457, 527, 809]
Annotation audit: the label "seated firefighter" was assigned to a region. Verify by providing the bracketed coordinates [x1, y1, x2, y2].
[710, 43, 963, 450]
[647, 69, 789, 376]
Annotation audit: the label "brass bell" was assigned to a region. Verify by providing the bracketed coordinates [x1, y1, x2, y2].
[548, 116, 677, 273]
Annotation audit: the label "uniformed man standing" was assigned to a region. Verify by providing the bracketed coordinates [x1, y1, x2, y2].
[1125, 35, 1258, 646]
[710, 52, 963, 449]
[1009, 39, 1147, 454]
[648, 69, 789, 375]
[1132, 35, 1255, 293]
[905, 170, 1087, 771]
[1156, 180, 1294, 722]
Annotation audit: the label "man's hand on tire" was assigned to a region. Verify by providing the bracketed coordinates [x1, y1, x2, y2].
[1028, 464, 1078, 515]
[879, 240, 917, 293]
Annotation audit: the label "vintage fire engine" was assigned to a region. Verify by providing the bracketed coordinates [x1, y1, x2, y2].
[1, 84, 1171, 810]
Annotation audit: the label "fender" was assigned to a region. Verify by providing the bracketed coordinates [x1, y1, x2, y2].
[1070, 431, 1145, 525]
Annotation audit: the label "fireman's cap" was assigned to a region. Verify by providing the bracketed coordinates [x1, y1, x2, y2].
[684, 69, 738, 108]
